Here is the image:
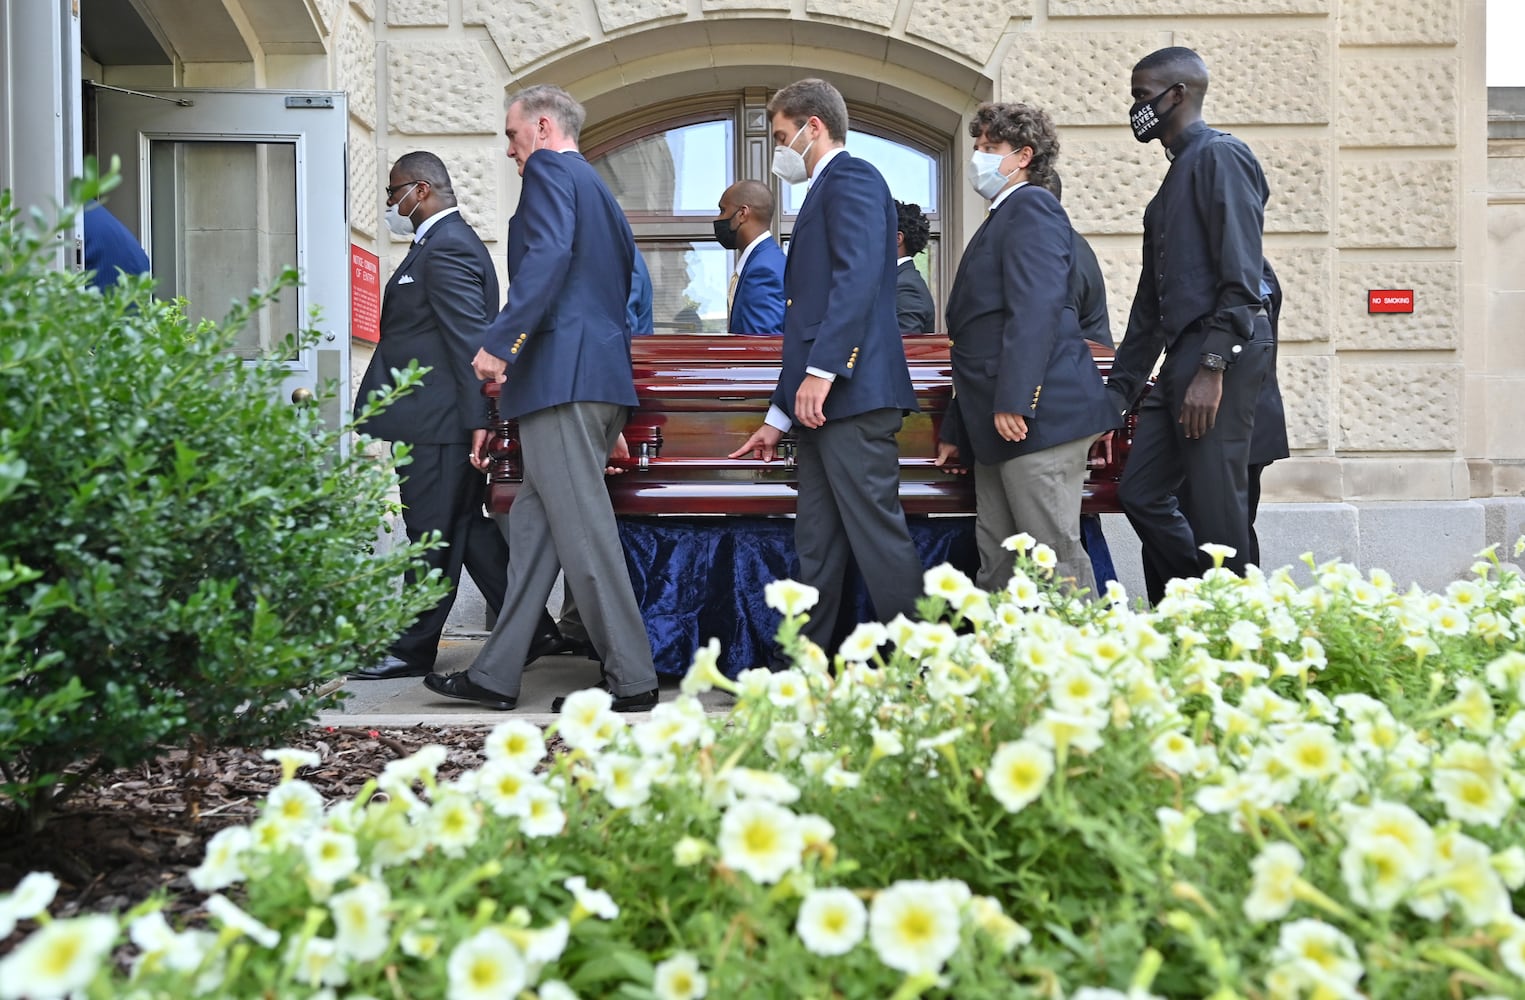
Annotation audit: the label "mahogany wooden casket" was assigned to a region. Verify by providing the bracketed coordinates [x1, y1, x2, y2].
[481, 334, 1136, 516]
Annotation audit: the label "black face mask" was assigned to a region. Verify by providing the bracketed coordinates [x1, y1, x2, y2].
[1129, 83, 1181, 144]
[712, 211, 740, 250]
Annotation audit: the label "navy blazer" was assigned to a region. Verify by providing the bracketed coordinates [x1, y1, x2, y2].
[942, 184, 1120, 464]
[482, 150, 638, 420]
[773, 153, 918, 422]
[729, 237, 786, 336]
[356, 211, 498, 443]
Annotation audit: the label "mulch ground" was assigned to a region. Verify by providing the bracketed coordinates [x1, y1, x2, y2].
[0, 725, 554, 951]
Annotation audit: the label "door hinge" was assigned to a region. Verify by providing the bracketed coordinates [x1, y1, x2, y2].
[285, 95, 336, 110]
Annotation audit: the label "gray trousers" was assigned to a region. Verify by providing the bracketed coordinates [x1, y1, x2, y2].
[794, 407, 925, 650]
[973, 433, 1097, 595]
[467, 402, 656, 699]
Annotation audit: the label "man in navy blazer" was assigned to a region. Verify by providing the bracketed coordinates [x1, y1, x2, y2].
[731, 78, 924, 653]
[352, 152, 565, 680]
[714, 180, 785, 336]
[424, 84, 659, 713]
[935, 103, 1120, 595]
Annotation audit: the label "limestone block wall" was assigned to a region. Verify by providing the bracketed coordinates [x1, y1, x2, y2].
[325, 0, 1494, 510]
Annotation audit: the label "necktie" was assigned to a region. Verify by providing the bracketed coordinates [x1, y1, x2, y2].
[727, 270, 739, 321]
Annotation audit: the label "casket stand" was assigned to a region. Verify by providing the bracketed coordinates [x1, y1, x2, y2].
[480, 335, 1136, 676]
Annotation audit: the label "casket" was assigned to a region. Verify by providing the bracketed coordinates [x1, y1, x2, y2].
[482, 334, 1136, 516]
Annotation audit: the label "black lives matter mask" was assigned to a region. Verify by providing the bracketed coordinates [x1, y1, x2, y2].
[1129, 83, 1181, 144]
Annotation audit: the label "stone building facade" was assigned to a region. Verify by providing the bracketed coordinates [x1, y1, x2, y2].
[42, 0, 1523, 590]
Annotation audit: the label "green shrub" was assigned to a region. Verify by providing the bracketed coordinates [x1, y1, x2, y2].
[0, 167, 446, 835]
[6, 540, 1524, 999]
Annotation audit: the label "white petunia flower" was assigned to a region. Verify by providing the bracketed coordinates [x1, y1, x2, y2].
[519, 783, 566, 838]
[985, 740, 1054, 813]
[286, 935, 347, 988]
[764, 579, 819, 617]
[329, 881, 391, 962]
[303, 828, 360, 886]
[680, 637, 729, 695]
[428, 791, 483, 858]
[565, 876, 620, 920]
[401, 920, 444, 960]
[796, 887, 868, 956]
[672, 836, 710, 867]
[378, 744, 449, 790]
[1244, 842, 1304, 923]
[1280, 724, 1343, 783]
[924, 563, 976, 603]
[0, 914, 117, 1000]
[1499, 922, 1525, 980]
[538, 980, 580, 1000]
[1001, 532, 1036, 554]
[189, 824, 256, 893]
[965, 895, 1031, 954]
[1049, 666, 1110, 714]
[1432, 768, 1514, 827]
[1492, 845, 1525, 890]
[0, 872, 60, 938]
[867, 880, 962, 975]
[205, 894, 280, 949]
[717, 799, 804, 885]
[556, 688, 619, 752]
[447, 929, 527, 1000]
[484, 719, 546, 770]
[652, 951, 708, 1000]
[633, 701, 708, 758]
[596, 754, 656, 810]
[1430, 831, 1512, 926]
[762, 722, 811, 762]
[839, 621, 889, 663]
[261, 747, 321, 782]
[262, 779, 326, 837]
[1271, 918, 1363, 995]
[1155, 807, 1197, 857]
[1150, 730, 1199, 775]
[768, 671, 810, 712]
[728, 767, 801, 804]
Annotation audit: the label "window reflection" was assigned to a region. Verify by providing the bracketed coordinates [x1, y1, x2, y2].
[781, 130, 937, 215]
[595, 120, 734, 216]
[641, 242, 730, 334]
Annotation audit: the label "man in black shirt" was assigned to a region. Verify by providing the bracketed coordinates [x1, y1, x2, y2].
[1105, 46, 1273, 600]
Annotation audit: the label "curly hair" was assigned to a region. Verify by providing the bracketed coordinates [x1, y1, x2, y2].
[895, 201, 931, 256]
[967, 102, 1059, 194]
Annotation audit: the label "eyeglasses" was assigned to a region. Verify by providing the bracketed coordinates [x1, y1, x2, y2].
[385, 179, 425, 197]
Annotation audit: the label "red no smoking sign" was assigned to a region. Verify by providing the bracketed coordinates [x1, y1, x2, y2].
[1368, 289, 1414, 314]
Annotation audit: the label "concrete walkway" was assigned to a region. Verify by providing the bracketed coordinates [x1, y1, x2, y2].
[319, 632, 736, 728]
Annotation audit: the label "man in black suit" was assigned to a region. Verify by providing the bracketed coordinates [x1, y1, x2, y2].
[352, 151, 564, 680]
[894, 201, 935, 335]
[934, 103, 1119, 594]
[426, 85, 659, 712]
[731, 78, 924, 652]
[1106, 47, 1274, 597]
[1046, 173, 1112, 350]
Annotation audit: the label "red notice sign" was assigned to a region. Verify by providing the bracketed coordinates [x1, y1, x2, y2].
[1368, 289, 1414, 314]
[350, 245, 381, 342]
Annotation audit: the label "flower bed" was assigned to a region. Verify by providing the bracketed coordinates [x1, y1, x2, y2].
[4, 539, 1525, 999]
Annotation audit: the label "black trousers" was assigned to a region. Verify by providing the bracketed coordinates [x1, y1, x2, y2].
[389, 442, 516, 668]
[1120, 323, 1272, 604]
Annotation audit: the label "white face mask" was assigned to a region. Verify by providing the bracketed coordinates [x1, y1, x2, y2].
[384, 182, 420, 237]
[770, 122, 815, 186]
[966, 150, 1013, 201]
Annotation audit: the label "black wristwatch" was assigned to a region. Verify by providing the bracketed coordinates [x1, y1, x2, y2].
[1199, 352, 1228, 373]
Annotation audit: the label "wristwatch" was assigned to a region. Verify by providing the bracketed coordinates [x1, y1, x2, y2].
[1199, 352, 1228, 373]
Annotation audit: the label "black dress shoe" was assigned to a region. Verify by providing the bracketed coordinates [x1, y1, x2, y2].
[422, 671, 517, 711]
[527, 630, 575, 662]
[351, 655, 430, 680]
[550, 684, 658, 713]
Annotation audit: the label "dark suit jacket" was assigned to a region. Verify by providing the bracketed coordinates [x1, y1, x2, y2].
[1069, 231, 1113, 350]
[356, 211, 498, 444]
[483, 150, 638, 420]
[942, 184, 1120, 464]
[774, 153, 918, 422]
[730, 237, 786, 336]
[895, 259, 935, 336]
